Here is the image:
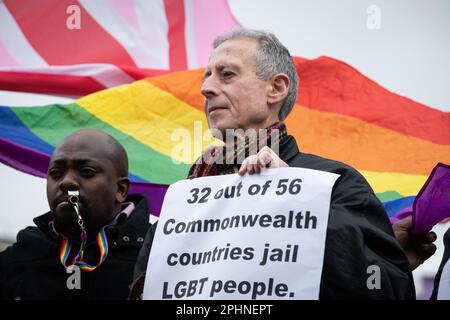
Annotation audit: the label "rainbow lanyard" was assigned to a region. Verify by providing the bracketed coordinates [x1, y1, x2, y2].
[59, 227, 109, 272]
[59, 191, 109, 272]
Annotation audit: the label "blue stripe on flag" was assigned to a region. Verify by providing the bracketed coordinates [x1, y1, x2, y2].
[0, 106, 54, 155]
[383, 196, 415, 216]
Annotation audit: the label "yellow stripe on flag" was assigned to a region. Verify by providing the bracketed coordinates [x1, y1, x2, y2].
[360, 170, 428, 196]
[76, 80, 220, 163]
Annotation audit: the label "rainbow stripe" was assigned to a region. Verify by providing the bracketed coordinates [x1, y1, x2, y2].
[1, 57, 449, 217]
[59, 236, 71, 266]
[59, 228, 109, 272]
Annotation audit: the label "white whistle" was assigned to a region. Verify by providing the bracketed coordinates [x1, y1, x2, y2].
[68, 190, 84, 230]
[68, 190, 79, 204]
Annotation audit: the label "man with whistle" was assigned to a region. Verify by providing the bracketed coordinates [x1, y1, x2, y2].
[0, 129, 151, 299]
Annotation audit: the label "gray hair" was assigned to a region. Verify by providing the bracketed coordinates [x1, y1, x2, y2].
[213, 28, 299, 120]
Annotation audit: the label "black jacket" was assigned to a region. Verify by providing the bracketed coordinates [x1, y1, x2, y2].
[0, 194, 150, 300]
[132, 136, 415, 299]
[280, 135, 415, 299]
[431, 227, 450, 299]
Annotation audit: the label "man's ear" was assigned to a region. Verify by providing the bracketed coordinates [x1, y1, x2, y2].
[267, 73, 290, 105]
[116, 177, 131, 203]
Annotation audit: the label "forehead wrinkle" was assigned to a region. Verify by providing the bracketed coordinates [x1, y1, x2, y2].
[215, 38, 259, 57]
[49, 157, 102, 166]
[51, 144, 114, 171]
[210, 53, 257, 76]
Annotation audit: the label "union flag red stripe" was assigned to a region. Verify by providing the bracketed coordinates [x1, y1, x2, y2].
[4, 0, 137, 66]
[164, 0, 188, 71]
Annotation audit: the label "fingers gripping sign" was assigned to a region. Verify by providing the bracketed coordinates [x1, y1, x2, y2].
[238, 146, 288, 176]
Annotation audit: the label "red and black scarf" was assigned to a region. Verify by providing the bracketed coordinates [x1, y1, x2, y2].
[189, 122, 287, 178]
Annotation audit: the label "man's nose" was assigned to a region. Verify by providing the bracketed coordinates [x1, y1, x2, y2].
[201, 76, 219, 99]
[59, 170, 80, 191]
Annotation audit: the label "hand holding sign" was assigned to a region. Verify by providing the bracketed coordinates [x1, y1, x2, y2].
[238, 146, 288, 176]
[143, 167, 339, 300]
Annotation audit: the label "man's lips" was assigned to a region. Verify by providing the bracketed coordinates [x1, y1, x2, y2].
[54, 195, 82, 207]
[208, 106, 227, 114]
[55, 196, 69, 206]
[54, 200, 74, 213]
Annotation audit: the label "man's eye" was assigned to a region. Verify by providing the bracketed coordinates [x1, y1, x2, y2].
[80, 168, 96, 177]
[203, 71, 211, 81]
[48, 169, 63, 179]
[222, 71, 234, 78]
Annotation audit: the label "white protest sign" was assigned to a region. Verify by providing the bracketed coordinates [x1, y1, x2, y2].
[143, 167, 339, 300]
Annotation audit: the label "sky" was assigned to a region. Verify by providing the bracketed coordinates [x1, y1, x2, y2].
[228, 0, 450, 111]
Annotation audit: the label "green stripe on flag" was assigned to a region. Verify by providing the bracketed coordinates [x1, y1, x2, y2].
[376, 190, 404, 202]
[12, 103, 189, 184]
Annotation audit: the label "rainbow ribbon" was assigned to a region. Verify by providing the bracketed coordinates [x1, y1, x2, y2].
[59, 226, 109, 272]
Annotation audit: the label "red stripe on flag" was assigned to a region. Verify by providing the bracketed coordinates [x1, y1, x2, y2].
[163, 0, 188, 71]
[294, 57, 450, 145]
[120, 66, 171, 81]
[0, 71, 105, 97]
[4, 0, 137, 67]
[0, 66, 171, 97]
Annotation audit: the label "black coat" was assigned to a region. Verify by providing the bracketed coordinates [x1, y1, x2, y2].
[0, 194, 150, 300]
[132, 136, 415, 299]
[280, 135, 414, 299]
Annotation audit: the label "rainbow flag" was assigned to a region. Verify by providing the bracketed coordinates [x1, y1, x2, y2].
[1, 56, 449, 217]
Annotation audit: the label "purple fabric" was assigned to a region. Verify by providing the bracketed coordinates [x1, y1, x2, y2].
[390, 163, 450, 234]
[412, 163, 450, 234]
[0, 137, 169, 216]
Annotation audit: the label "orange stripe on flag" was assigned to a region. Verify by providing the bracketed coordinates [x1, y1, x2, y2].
[286, 105, 450, 175]
[146, 68, 205, 109]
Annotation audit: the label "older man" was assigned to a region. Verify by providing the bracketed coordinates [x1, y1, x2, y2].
[0, 129, 150, 299]
[132, 29, 425, 299]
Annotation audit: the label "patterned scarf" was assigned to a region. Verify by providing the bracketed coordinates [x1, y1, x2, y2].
[189, 122, 287, 178]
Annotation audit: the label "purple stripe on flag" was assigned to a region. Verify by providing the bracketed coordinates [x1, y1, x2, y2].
[0, 137, 50, 178]
[130, 182, 168, 217]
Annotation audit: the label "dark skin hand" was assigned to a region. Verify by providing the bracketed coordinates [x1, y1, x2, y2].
[392, 216, 437, 270]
